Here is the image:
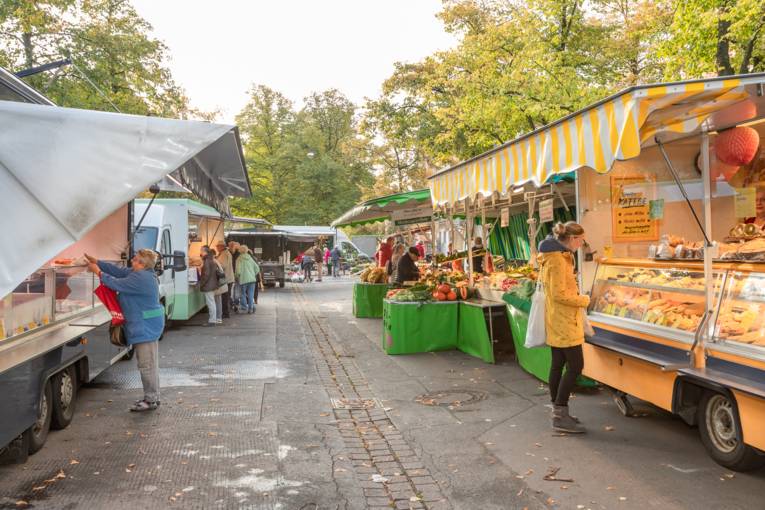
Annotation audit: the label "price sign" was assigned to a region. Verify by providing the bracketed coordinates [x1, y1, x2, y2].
[539, 198, 554, 224]
[500, 208, 509, 228]
[611, 174, 658, 242]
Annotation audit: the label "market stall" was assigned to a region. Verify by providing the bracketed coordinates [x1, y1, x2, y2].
[428, 73, 765, 471]
[332, 189, 434, 318]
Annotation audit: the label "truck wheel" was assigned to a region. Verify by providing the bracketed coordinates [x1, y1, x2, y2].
[279, 279, 285, 288]
[611, 389, 635, 417]
[698, 391, 765, 471]
[51, 366, 77, 430]
[29, 380, 53, 454]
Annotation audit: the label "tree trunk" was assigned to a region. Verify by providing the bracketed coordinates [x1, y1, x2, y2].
[716, 3, 735, 76]
[22, 32, 34, 69]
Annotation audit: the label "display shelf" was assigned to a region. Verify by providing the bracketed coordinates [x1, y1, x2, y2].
[589, 312, 695, 344]
[597, 279, 706, 296]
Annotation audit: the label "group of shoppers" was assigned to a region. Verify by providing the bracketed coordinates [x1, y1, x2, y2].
[200, 241, 262, 325]
[300, 244, 342, 281]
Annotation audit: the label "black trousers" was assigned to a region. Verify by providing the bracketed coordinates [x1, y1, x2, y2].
[221, 284, 231, 317]
[549, 345, 584, 406]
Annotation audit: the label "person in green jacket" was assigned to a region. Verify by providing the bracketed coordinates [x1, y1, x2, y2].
[235, 245, 260, 314]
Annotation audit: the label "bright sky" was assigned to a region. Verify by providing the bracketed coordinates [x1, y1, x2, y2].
[131, 0, 458, 123]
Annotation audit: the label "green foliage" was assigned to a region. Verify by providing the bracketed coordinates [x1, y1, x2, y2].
[364, 0, 765, 182]
[0, 0, 193, 116]
[232, 86, 373, 225]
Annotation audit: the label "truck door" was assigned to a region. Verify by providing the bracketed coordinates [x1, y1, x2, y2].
[159, 228, 175, 317]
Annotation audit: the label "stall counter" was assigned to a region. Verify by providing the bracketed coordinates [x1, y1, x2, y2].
[353, 282, 389, 318]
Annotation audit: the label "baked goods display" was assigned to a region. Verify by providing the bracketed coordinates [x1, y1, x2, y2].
[716, 304, 764, 345]
[593, 285, 703, 332]
[602, 268, 706, 291]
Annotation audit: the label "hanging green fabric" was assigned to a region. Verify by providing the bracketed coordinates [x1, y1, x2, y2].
[485, 207, 576, 262]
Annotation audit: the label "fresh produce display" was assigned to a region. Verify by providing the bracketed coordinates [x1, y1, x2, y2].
[508, 278, 536, 299]
[359, 266, 388, 284]
[387, 285, 434, 302]
[488, 265, 537, 291]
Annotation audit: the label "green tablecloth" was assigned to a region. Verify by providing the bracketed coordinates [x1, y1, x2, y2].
[383, 300, 458, 354]
[353, 283, 389, 318]
[457, 302, 497, 364]
[502, 293, 596, 387]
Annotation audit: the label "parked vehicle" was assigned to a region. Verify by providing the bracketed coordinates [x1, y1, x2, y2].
[133, 199, 224, 321]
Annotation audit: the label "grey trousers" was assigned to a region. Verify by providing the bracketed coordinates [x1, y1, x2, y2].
[204, 291, 217, 323]
[134, 341, 160, 402]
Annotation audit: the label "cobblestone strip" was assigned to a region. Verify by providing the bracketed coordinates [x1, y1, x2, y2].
[293, 287, 451, 510]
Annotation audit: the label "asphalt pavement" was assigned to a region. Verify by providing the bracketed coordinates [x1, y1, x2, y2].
[0, 277, 762, 509]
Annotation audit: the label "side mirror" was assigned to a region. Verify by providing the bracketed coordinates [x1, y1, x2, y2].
[172, 250, 187, 272]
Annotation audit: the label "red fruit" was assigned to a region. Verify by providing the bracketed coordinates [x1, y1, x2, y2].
[447, 291, 457, 301]
[459, 287, 468, 300]
[432, 291, 441, 300]
[438, 284, 451, 294]
[715, 127, 760, 166]
[436, 292, 447, 301]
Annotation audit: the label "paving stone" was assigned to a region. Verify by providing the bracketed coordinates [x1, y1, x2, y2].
[387, 482, 413, 493]
[406, 468, 430, 477]
[372, 454, 395, 462]
[401, 461, 425, 469]
[364, 488, 387, 497]
[410, 475, 437, 485]
[366, 497, 393, 506]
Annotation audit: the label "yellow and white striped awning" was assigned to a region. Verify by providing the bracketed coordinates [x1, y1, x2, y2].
[429, 74, 765, 207]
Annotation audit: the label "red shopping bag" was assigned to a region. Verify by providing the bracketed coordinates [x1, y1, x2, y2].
[94, 279, 125, 326]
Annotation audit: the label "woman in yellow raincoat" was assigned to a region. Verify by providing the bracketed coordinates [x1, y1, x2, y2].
[538, 221, 590, 433]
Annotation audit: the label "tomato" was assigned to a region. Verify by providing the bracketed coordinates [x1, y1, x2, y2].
[438, 284, 451, 295]
[447, 291, 457, 301]
[436, 292, 447, 301]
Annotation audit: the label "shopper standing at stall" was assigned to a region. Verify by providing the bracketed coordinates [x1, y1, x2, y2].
[199, 246, 222, 326]
[377, 237, 394, 269]
[387, 242, 406, 283]
[538, 222, 590, 434]
[312, 244, 324, 282]
[228, 240, 241, 310]
[471, 237, 485, 274]
[216, 241, 234, 318]
[331, 245, 342, 277]
[236, 245, 260, 314]
[85, 250, 164, 412]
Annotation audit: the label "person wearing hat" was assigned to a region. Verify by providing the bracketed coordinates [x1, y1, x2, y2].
[216, 241, 235, 318]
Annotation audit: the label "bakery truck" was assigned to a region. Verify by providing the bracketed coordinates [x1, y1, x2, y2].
[0, 66, 250, 462]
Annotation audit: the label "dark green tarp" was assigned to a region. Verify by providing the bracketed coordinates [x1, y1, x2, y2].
[353, 283, 389, 318]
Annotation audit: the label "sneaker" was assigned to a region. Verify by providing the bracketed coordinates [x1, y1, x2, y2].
[552, 405, 586, 434]
[130, 399, 159, 412]
[216, 319, 223, 324]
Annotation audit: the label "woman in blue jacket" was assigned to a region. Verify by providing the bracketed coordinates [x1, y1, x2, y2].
[86, 249, 164, 412]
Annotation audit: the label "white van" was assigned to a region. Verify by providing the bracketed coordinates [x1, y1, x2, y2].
[133, 199, 226, 322]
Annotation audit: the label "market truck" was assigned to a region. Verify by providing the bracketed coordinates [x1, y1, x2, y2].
[0, 66, 250, 463]
[425, 73, 765, 471]
[133, 199, 226, 321]
[226, 230, 324, 287]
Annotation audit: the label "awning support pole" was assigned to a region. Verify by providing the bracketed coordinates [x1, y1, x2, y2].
[656, 138, 711, 247]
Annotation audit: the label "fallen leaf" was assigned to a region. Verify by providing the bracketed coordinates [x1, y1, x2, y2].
[723, 473, 735, 479]
[31, 486, 46, 491]
[15, 501, 29, 507]
[319, 412, 330, 417]
[619, 496, 627, 501]
[69, 459, 79, 465]
[561, 485, 569, 490]
[55, 469, 66, 480]
[543, 466, 574, 483]
[604, 426, 615, 432]
[534, 442, 543, 448]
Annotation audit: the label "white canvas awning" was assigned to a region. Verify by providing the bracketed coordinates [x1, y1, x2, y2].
[0, 100, 250, 298]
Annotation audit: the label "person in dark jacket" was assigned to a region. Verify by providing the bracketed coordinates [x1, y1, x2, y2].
[199, 245, 221, 326]
[471, 236, 485, 273]
[394, 247, 420, 285]
[85, 249, 164, 412]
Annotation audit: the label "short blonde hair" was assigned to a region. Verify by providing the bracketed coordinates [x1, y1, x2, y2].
[135, 249, 158, 268]
[238, 245, 250, 254]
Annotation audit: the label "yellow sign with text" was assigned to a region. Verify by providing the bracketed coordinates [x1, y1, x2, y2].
[611, 174, 658, 242]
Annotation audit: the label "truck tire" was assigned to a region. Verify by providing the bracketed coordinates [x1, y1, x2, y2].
[51, 365, 77, 430]
[698, 391, 765, 471]
[29, 380, 53, 454]
[279, 279, 285, 288]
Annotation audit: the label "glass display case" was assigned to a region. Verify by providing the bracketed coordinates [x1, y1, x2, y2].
[0, 266, 98, 341]
[589, 262, 723, 338]
[713, 271, 765, 347]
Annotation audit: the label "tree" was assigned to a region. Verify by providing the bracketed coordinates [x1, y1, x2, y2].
[659, 0, 765, 78]
[0, 0, 192, 116]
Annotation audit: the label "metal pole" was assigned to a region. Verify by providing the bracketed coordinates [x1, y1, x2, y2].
[699, 129, 713, 369]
